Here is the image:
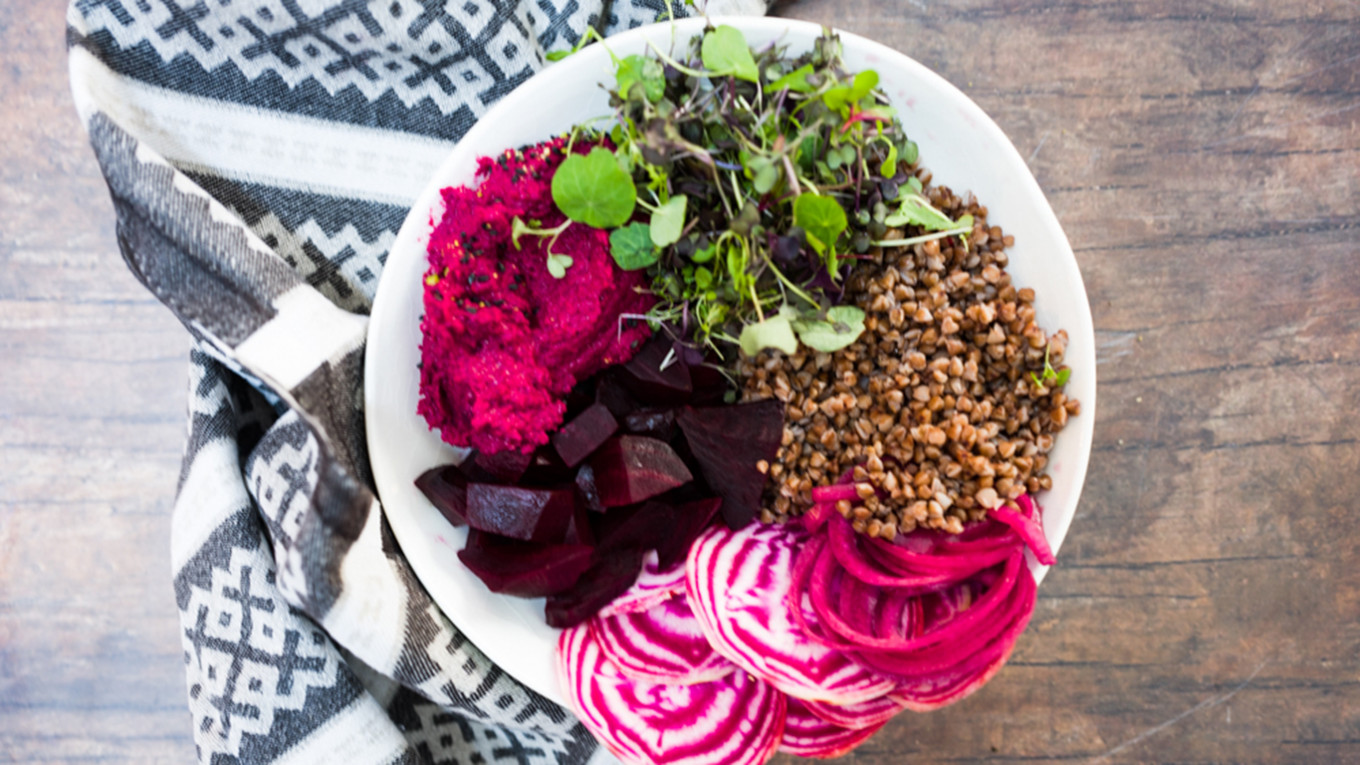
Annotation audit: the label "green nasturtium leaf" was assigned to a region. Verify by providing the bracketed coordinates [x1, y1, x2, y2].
[701, 25, 759, 83]
[768, 63, 815, 93]
[793, 193, 848, 256]
[609, 223, 657, 270]
[649, 194, 687, 247]
[739, 314, 798, 357]
[616, 54, 665, 102]
[552, 147, 637, 228]
[793, 306, 866, 352]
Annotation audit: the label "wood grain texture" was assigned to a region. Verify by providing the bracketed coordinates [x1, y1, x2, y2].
[3, 0, 1357, 762]
[0, 0, 196, 762]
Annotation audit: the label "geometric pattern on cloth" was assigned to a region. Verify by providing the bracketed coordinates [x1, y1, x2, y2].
[68, 0, 764, 761]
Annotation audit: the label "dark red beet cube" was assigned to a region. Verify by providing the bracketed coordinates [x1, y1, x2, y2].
[595, 372, 640, 419]
[544, 547, 646, 628]
[415, 465, 470, 526]
[592, 500, 676, 553]
[564, 501, 596, 546]
[458, 530, 594, 598]
[521, 444, 574, 487]
[655, 497, 723, 569]
[688, 363, 731, 406]
[676, 400, 784, 528]
[473, 449, 534, 483]
[552, 402, 619, 467]
[589, 435, 693, 508]
[575, 463, 605, 513]
[622, 408, 676, 441]
[619, 337, 692, 405]
[464, 483, 578, 543]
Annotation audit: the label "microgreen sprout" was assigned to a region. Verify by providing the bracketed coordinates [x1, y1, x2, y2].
[510, 217, 574, 278]
[543, 26, 939, 356]
[1030, 344, 1071, 389]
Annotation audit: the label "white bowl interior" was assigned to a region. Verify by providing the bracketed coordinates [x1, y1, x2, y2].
[365, 15, 1096, 706]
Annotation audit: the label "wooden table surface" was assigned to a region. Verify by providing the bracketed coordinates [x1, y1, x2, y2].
[3, 0, 1358, 762]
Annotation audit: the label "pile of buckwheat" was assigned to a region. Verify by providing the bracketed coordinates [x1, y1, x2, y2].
[740, 175, 1079, 540]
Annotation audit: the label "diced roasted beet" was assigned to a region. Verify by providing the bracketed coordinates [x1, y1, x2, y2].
[472, 449, 534, 483]
[520, 445, 574, 487]
[564, 375, 598, 421]
[619, 337, 692, 405]
[415, 465, 470, 526]
[688, 363, 732, 407]
[564, 501, 596, 546]
[552, 402, 620, 467]
[595, 372, 640, 420]
[592, 500, 677, 554]
[575, 463, 606, 513]
[465, 483, 578, 543]
[675, 400, 784, 529]
[544, 547, 647, 628]
[458, 530, 594, 597]
[622, 408, 676, 441]
[589, 435, 694, 507]
[655, 497, 723, 569]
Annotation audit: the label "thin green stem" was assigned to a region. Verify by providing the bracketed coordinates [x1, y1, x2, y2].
[871, 225, 973, 248]
[767, 261, 820, 308]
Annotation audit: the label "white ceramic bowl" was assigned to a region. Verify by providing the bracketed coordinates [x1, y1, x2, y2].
[365, 15, 1096, 706]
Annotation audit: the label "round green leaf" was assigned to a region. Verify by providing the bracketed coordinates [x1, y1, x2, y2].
[552, 147, 637, 228]
[792, 193, 848, 256]
[701, 25, 759, 83]
[793, 306, 865, 352]
[649, 194, 687, 247]
[740, 314, 798, 357]
[609, 223, 657, 270]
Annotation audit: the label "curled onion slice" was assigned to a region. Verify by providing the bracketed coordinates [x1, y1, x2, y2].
[989, 496, 1056, 565]
[889, 565, 1038, 711]
[559, 624, 785, 765]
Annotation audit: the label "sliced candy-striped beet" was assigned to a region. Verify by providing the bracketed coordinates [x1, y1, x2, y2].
[591, 594, 735, 684]
[802, 694, 906, 730]
[598, 550, 686, 619]
[559, 624, 785, 765]
[778, 697, 886, 759]
[686, 523, 895, 704]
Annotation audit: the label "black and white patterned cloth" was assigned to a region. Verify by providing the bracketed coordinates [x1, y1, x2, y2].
[66, 0, 765, 762]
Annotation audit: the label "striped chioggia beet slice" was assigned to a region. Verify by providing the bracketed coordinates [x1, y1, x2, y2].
[597, 550, 686, 618]
[685, 522, 896, 704]
[591, 594, 736, 684]
[802, 693, 906, 730]
[778, 697, 886, 759]
[558, 624, 786, 765]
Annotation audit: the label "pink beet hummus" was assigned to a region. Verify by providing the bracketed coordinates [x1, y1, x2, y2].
[417, 137, 654, 455]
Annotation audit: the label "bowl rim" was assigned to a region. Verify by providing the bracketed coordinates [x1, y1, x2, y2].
[364, 14, 1096, 706]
